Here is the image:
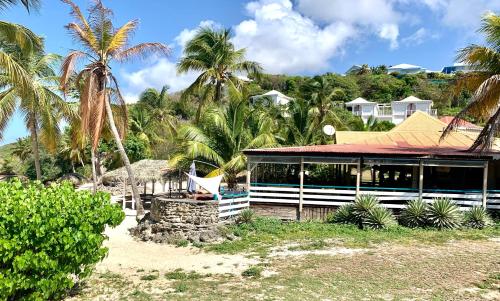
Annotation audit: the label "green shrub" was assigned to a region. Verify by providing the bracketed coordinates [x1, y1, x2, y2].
[326, 204, 355, 224]
[175, 282, 188, 292]
[352, 194, 379, 226]
[464, 206, 493, 229]
[400, 199, 428, 228]
[362, 207, 396, 229]
[241, 266, 263, 278]
[0, 180, 124, 300]
[426, 198, 462, 229]
[238, 209, 256, 224]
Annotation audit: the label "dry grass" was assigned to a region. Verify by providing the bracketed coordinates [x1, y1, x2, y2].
[69, 240, 499, 301]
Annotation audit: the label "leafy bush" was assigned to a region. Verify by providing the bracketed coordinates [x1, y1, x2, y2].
[426, 198, 462, 229]
[241, 266, 263, 278]
[326, 204, 355, 224]
[400, 199, 428, 228]
[362, 207, 396, 229]
[463, 206, 493, 229]
[238, 209, 256, 224]
[352, 195, 380, 227]
[0, 180, 124, 300]
[327, 195, 395, 229]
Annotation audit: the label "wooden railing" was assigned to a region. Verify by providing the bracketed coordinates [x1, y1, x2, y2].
[218, 192, 250, 218]
[249, 183, 500, 210]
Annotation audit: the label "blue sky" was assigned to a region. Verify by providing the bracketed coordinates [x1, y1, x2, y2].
[1, 0, 499, 145]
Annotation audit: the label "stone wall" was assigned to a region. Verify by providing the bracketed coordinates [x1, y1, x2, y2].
[132, 196, 226, 243]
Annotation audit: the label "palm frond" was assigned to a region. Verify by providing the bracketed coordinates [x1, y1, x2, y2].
[0, 88, 17, 140]
[0, 20, 42, 53]
[60, 50, 86, 93]
[106, 19, 139, 53]
[114, 42, 170, 62]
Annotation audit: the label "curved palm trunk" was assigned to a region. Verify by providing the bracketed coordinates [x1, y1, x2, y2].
[28, 118, 41, 181]
[104, 95, 144, 217]
[90, 148, 98, 193]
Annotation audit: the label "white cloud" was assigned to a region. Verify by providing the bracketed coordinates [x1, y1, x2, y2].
[175, 20, 218, 48]
[402, 27, 439, 46]
[296, 0, 401, 49]
[121, 58, 198, 103]
[231, 0, 356, 74]
[419, 0, 500, 30]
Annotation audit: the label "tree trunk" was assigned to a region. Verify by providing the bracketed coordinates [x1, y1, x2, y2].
[90, 148, 98, 193]
[104, 95, 144, 217]
[29, 118, 42, 181]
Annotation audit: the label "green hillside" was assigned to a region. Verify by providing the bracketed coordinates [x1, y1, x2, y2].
[0, 143, 15, 161]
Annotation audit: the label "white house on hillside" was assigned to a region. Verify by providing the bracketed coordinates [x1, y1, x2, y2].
[387, 63, 426, 74]
[441, 63, 474, 74]
[346, 95, 436, 125]
[251, 90, 294, 106]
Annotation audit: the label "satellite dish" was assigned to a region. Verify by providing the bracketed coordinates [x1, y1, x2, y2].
[323, 124, 335, 136]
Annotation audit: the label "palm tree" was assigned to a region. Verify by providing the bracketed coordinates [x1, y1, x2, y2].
[11, 137, 31, 160]
[283, 98, 321, 146]
[0, 0, 39, 11]
[0, 49, 72, 180]
[170, 85, 276, 188]
[442, 13, 500, 151]
[59, 0, 169, 216]
[177, 27, 262, 122]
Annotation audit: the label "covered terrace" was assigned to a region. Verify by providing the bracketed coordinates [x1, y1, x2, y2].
[244, 144, 500, 219]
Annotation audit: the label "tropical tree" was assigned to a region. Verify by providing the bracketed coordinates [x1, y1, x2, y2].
[282, 98, 322, 146]
[0, 0, 39, 11]
[0, 49, 71, 180]
[130, 86, 176, 151]
[11, 137, 31, 160]
[170, 85, 276, 188]
[177, 27, 262, 122]
[442, 13, 500, 151]
[59, 0, 169, 216]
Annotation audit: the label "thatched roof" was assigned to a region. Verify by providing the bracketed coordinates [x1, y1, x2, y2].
[102, 159, 173, 183]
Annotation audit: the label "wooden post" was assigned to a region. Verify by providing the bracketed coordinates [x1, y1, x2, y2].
[143, 182, 147, 194]
[418, 160, 424, 199]
[152, 180, 155, 195]
[355, 160, 361, 197]
[299, 157, 304, 220]
[122, 180, 126, 210]
[482, 161, 488, 208]
[246, 161, 251, 192]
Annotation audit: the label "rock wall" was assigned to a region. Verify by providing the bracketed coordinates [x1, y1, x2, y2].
[132, 197, 224, 243]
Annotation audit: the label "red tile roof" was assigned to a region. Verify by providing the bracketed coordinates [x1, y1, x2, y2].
[244, 143, 499, 159]
[439, 116, 481, 130]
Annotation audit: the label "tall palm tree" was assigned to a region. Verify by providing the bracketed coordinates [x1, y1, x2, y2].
[177, 27, 262, 122]
[0, 0, 39, 11]
[170, 84, 275, 188]
[283, 98, 321, 146]
[59, 0, 169, 216]
[442, 13, 500, 151]
[0, 50, 72, 180]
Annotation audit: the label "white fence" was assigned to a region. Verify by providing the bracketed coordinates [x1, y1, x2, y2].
[249, 184, 500, 210]
[218, 192, 250, 218]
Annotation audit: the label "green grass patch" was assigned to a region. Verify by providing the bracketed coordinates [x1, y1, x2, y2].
[165, 269, 204, 280]
[139, 273, 158, 281]
[174, 282, 188, 293]
[288, 240, 328, 251]
[476, 273, 500, 290]
[208, 217, 500, 254]
[241, 266, 263, 278]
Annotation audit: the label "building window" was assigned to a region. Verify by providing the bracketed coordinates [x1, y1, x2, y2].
[354, 105, 361, 116]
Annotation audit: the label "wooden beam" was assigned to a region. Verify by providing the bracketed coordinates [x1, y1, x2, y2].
[419, 160, 424, 199]
[299, 157, 304, 220]
[483, 161, 488, 208]
[246, 161, 251, 193]
[355, 160, 361, 197]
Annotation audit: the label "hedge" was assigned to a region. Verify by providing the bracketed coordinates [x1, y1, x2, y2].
[0, 180, 124, 300]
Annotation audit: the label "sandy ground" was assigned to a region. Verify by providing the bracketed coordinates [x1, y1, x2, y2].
[97, 213, 258, 276]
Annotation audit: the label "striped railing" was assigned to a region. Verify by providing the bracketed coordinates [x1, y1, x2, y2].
[218, 192, 250, 218]
[249, 183, 500, 210]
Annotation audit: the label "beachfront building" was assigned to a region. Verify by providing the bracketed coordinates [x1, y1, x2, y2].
[251, 90, 294, 106]
[243, 112, 499, 220]
[441, 63, 474, 74]
[387, 63, 426, 74]
[345, 95, 436, 125]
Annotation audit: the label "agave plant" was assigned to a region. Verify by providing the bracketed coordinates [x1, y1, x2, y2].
[426, 198, 462, 230]
[400, 199, 428, 228]
[327, 204, 355, 224]
[238, 209, 256, 224]
[363, 207, 396, 230]
[463, 206, 493, 229]
[352, 195, 380, 226]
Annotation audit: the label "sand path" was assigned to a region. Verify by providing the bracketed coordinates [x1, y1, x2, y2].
[97, 212, 257, 276]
